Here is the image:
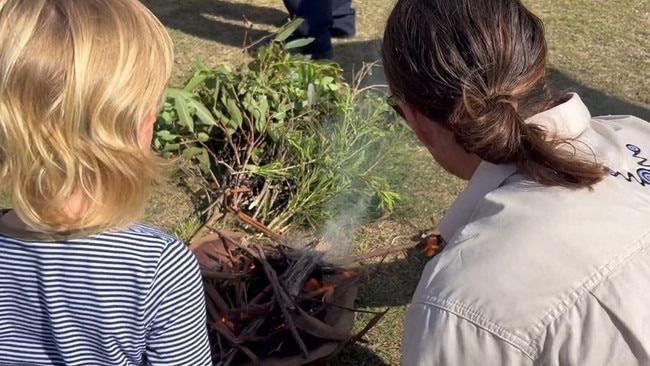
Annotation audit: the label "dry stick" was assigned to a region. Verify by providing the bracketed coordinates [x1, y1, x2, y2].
[191, 205, 226, 244]
[200, 270, 249, 280]
[348, 307, 391, 345]
[297, 297, 381, 315]
[204, 285, 231, 314]
[206, 295, 258, 364]
[253, 245, 309, 358]
[216, 333, 225, 361]
[249, 180, 271, 219]
[227, 300, 275, 321]
[226, 205, 286, 241]
[211, 310, 259, 364]
[230, 187, 252, 194]
[248, 283, 274, 305]
[236, 316, 267, 345]
[217, 233, 309, 357]
[222, 240, 237, 269]
[221, 349, 238, 366]
[292, 306, 351, 341]
[283, 251, 323, 298]
[203, 251, 226, 268]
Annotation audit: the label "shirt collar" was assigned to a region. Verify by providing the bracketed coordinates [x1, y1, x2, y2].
[437, 93, 592, 241]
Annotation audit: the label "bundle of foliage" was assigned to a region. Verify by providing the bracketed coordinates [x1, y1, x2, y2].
[154, 20, 405, 233]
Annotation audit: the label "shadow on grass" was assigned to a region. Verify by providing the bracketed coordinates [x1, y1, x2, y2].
[329, 344, 391, 366]
[350, 248, 428, 308]
[548, 69, 650, 120]
[141, 0, 284, 48]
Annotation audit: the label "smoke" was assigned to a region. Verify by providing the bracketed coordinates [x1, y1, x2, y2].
[316, 195, 370, 262]
[312, 46, 389, 262]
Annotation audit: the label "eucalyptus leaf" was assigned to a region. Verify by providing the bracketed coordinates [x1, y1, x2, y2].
[174, 96, 194, 133]
[181, 146, 204, 160]
[275, 18, 304, 42]
[226, 99, 243, 129]
[198, 148, 211, 174]
[183, 72, 208, 92]
[156, 130, 178, 141]
[284, 37, 314, 50]
[163, 143, 180, 151]
[167, 88, 194, 100]
[197, 132, 210, 142]
[188, 99, 218, 126]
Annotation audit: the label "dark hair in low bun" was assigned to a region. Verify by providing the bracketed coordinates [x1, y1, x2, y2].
[382, 0, 607, 189]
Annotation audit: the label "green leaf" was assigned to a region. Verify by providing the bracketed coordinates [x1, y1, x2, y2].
[158, 111, 173, 124]
[226, 99, 243, 129]
[198, 148, 211, 174]
[166, 88, 193, 99]
[275, 18, 304, 42]
[284, 37, 314, 50]
[163, 143, 180, 151]
[196, 132, 210, 142]
[187, 99, 218, 126]
[156, 130, 178, 141]
[254, 95, 269, 132]
[175, 96, 194, 133]
[181, 146, 204, 160]
[321, 76, 334, 85]
[328, 83, 340, 91]
[183, 72, 208, 92]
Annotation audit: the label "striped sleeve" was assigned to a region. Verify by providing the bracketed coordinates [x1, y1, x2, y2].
[144, 239, 212, 366]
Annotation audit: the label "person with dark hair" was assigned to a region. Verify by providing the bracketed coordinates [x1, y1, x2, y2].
[382, 0, 650, 364]
[282, 0, 356, 59]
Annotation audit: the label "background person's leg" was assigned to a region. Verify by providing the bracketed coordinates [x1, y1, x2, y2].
[282, 0, 333, 59]
[330, 0, 356, 38]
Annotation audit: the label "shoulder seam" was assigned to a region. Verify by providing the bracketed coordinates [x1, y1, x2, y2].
[416, 296, 536, 360]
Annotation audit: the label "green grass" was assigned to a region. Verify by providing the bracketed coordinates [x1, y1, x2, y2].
[136, 0, 650, 364]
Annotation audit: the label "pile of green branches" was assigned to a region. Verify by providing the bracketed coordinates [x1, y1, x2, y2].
[154, 20, 405, 234]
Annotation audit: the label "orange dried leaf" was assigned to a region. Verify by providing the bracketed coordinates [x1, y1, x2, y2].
[308, 278, 321, 289]
[425, 236, 439, 257]
[426, 246, 438, 257]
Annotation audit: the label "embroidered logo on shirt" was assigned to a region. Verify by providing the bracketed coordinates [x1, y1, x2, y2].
[609, 144, 650, 186]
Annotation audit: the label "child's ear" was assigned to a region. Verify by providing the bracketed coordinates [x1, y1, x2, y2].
[138, 116, 157, 150]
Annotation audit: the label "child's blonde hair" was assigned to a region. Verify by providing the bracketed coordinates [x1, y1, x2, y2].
[0, 0, 174, 233]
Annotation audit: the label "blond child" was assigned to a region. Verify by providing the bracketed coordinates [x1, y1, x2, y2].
[0, 0, 211, 364]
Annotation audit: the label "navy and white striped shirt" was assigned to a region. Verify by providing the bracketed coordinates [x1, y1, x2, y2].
[0, 223, 212, 365]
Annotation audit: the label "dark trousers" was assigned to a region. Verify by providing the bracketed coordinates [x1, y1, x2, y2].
[282, 0, 356, 58]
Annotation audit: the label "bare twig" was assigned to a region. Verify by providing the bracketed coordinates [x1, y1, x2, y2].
[282, 251, 324, 297]
[348, 307, 390, 345]
[191, 199, 226, 244]
[226, 205, 286, 241]
[207, 308, 258, 363]
[252, 244, 309, 357]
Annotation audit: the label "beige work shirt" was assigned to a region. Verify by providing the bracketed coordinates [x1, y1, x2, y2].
[402, 93, 650, 365]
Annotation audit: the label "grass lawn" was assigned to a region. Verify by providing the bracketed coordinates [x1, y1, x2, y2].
[138, 0, 650, 364]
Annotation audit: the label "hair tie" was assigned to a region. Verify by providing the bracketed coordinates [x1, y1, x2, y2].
[493, 92, 519, 111]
